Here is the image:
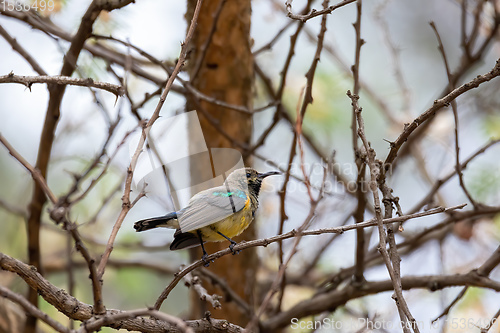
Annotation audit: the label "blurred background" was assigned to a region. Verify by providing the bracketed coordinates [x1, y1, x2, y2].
[0, 0, 499, 332]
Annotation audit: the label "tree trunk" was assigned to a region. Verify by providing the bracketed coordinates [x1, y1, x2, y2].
[186, 0, 255, 326]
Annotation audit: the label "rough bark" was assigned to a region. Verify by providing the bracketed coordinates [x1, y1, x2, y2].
[186, 0, 255, 326]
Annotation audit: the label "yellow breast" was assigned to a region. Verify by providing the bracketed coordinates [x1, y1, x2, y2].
[199, 197, 254, 242]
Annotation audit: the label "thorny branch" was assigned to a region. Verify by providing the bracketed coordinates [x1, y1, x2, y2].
[3, 247, 499, 332]
[285, 0, 357, 22]
[350, 91, 420, 333]
[183, 271, 222, 309]
[153, 203, 466, 310]
[0, 73, 124, 96]
[1, 251, 240, 333]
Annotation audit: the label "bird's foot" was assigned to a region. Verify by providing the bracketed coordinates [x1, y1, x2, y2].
[229, 241, 240, 255]
[201, 254, 213, 267]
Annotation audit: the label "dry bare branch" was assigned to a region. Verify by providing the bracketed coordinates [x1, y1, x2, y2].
[153, 203, 466, 309]
[0, 252, 243, 333]
[350, 90, 419, 332]
[183, 272, 222, 309]
[385, 59, 500, 167]
[285, 0, 357, 22]
[0, 73, 123, 96]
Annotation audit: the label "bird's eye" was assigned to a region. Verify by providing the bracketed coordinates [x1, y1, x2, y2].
[246, 173, 251, 177]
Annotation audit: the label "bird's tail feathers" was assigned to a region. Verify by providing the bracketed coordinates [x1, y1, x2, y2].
[134, 212, 178, 232]
[170, 231, 201, 250]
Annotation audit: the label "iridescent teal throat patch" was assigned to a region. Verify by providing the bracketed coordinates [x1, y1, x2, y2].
[212, 190, 247, 199]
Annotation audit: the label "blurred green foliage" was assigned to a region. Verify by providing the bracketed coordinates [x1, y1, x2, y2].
[467, 163, 500, 206]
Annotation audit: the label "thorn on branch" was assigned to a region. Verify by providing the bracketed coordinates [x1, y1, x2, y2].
[383, 138, 396, 148]
[429, 281, 440, 291]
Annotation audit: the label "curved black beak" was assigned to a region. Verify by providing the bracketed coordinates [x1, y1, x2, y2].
[258, 170, 281, 178]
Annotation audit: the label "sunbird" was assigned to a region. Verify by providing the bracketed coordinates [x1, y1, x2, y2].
[134, 167, 279, 264]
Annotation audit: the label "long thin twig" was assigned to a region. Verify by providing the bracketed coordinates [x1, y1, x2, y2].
[298, 19, 400, 125]
[265, 0, 315, 313]
[275, 0, 328, 314]
[386, 2, 499, 171]
[351, 0, 367, 285]
[301, 212, 351, 275]
[96, 0, 205, 278]
[409, 139, 500, 214]
[246, 196, 322, 331]
[285, 0, 357, 22]
[92, 33, 261, 115]
[153, 203, 466, 309]
[0, 23, 47, 75]
[432, 286, 469, 323]
[0, 73, 124, 96]
[430, 21, 479, 208]
[384, 59, 500, 167]
[0, 134, 57, 204]
[374, 0, 412, 116]
[247, 0, 313, 160]
[480, 307, 500, 333]
[253, 21, 295, 55]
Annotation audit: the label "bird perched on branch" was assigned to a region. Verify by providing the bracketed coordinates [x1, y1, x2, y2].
[134, 167, 279, 265]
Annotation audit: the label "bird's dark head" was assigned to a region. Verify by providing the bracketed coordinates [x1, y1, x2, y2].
[226, 167, 280, 196]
